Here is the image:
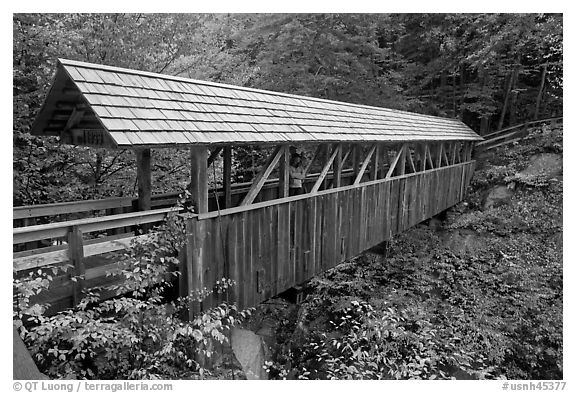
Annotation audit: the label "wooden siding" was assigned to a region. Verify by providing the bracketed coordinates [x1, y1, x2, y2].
[31, 59, 482, 147]
[185, 161, 476, 312]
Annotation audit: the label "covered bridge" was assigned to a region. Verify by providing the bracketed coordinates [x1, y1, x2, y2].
[17, 59, 482, 315]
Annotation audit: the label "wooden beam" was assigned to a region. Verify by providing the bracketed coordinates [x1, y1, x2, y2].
[436, 142, 444, 168]
[240, 145, 284, 206]
[303, 145, 322, 176]
[207, 147, 223, 168]
[406, 146, 416, 173]
[320, 144, 331, 191]
[325, 144, 352, 189]
[223, 146, 232, 208]
[190, 146, 209, 213]
[450, 142, 458, 164]
[354, 144, 376, 185]
[63, 107, 85, 133]
[425, 144, 434, 169]
[385, 145, 405, 179]
[278, 145, 289, 198]
[341, 145, 353, 168]
[371, 144, 380, 180]
[352, 144, 361, 178]
[333, 143, 343, 188]
[136, 148, 152, 211]
[311, 144, 340, 194]
[417, 144, 426, 171]
[68, 226, 85, 307]
[398, 144, 406, 176]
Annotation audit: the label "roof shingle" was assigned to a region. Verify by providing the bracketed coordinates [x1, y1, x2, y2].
[31, 58, 482, 147]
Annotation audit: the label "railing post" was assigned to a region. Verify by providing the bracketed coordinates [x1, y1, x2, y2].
[186, 216, 206, 319]
[68, 226, 85, 307]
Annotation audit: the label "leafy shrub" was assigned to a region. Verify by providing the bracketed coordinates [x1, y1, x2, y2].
[264, 124, 562, 380]
[14, 200, 251, 379]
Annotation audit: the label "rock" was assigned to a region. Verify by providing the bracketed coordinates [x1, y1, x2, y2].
[428, 217, 443, 230]
[519, 153, 562, 179]
[13, 327, 49, 380]
[230, 328, 269, 380]
[483, 185, 514, 210]
[441, 229, 488, 255]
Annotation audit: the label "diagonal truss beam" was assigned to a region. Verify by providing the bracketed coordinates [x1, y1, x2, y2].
[311, 144, 341, 194]
[406, 146, 416, 173]
[371, 144, 380, 180]
[303, 145, 323, 176]
[240, 145, 285, 206]
[353, 144, 377, 185]
[441, 143, 450, 166]
[207, 147, 223, 168]
[425, 144, 434, 169]
[450, 142, 458, 164]
[385, 144, 406, 179]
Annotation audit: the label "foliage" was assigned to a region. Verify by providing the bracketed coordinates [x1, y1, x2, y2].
[264, 124, 562, 380]
[13, 202, 251, 379]
[13, 13, 563, 206]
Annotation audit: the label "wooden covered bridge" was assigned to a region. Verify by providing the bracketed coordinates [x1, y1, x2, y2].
[15, 59, 482, 315]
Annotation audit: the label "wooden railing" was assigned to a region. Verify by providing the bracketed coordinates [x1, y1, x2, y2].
[13, 170, 357, 228]
[183, 160, 477, 312]
[476, 116, 563, 151]
[13, 207, 183, 314]
[14, 141, 474, 315]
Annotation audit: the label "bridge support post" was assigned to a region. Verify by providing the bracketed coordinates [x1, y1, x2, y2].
[223, 146, 232, 208]
[189, 146, 209, 214]
[135, 148, 152, 211]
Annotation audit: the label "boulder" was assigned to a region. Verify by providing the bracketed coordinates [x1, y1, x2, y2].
[483, 185, 514, 210]
[13, 327, 49, 380]
[230, 327, 269, 380]
[519, 153, 562, 179]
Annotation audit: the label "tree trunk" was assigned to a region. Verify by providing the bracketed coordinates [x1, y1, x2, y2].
[459, 64, 465, 120]
[440, 70, 447, 105]
[480, 116, 489, 135]
[534, 63, 548, 121]
[452, 71, 457, 117]
[509, 90, 518, 125]
[497, 66, 519, 130]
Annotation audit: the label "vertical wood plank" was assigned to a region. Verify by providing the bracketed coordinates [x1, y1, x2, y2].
[389, 179, 399, 237]
[187, 218, 205, 317]
[330, 192, 339, 266]
[277, 203, 290, 293]
[307, 197, 318, 278]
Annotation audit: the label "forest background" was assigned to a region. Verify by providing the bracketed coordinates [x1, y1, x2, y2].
[13, 13, 562, 206]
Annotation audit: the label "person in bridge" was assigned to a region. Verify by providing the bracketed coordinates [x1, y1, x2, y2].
[289, 152, 307, 196]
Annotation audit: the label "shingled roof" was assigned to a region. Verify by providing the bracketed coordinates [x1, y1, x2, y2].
[30, 58, 482, 148]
